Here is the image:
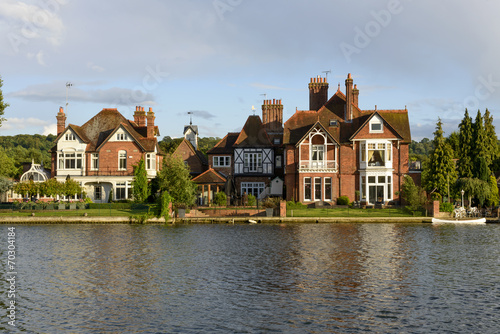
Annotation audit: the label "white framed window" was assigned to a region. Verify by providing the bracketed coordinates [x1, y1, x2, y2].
[58, 152, 83, 170]
[116, 182, 131, 200]
[241, 182, 265, 198]
[91, 153, 99, 170]
[94, 186, 102, 200]
[244, 153, 262, 172]
[314, 177, 322, 201]
[65, 133, 76, 141]
[118, 151, 127, 170]
[213, 156, 231, 167]
[273, 138, 281, 145]
[369, 117, 383, 133]
[146, 153, 156, 170]
[304, 177, 312, 201]
[116, 133, 128, 141]
[325, 177, 332, 201]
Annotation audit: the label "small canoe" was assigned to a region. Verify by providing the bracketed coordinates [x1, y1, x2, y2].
[248, 219, 258, 224]
[432, 217, 486, 225]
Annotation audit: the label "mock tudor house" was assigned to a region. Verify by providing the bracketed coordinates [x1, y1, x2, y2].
[284, 74, 411, 205]
[51, 106, 162, 202]
[207, 101, 285, 202]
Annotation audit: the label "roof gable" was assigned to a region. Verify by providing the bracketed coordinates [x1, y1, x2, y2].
[234, 115, 273, 147]
[208, 132, 239, 154]
[192, 168, 227, 184]
[349, 111, 405, 141]
[296, 121, 340, 147]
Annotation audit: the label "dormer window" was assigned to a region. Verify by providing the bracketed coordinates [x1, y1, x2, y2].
[329, 120, 338, 127]
[65, 133, 75, 141]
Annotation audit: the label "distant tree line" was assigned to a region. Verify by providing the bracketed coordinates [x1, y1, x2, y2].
[158, 136, 221, 156]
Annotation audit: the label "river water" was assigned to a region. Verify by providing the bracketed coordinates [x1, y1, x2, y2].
[1, 223, 499, 333]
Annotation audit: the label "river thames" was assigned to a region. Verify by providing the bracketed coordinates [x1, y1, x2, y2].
[1, 223, 499, 333]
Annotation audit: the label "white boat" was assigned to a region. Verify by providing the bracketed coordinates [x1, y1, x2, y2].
[432, 217, 486, 225]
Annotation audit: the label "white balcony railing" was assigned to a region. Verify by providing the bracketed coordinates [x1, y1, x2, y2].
[299, 161, 338, 171]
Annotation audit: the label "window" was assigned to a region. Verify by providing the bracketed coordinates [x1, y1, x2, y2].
[117, 133, 128, 141]
[241, 182, 265, 198]
[361, 144, 366, 162]
[146, 153, 156, 170]
[314, 177, 322, 200]
[325, 177, 332, 201]
[387, 176, 392, 200]
[386, 143, 392, 161]
[116, 182, 132, 200]
[273, 138, 281, 145]
[119, 151, 127, 170]
[91, 153, 99, 170]
[304, 177, 312, 201]
[213, 156, 231, 167]
[276, 155, 282, 168]
[367, 143, 386, 167]
[329, 119, 338, 127]
[311, 145, 324, 161]
[244, 153, 262, 172]
[371, 123, 382, 131]
[65, 133, 75, 141]
[58, 152, 83, 170]
[94, 186, 102, 200]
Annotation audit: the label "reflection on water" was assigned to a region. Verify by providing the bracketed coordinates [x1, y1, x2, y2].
[1, 223, 500, 333]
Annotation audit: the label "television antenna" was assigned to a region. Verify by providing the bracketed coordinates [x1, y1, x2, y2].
[322, 70, 331, 81]
[187, 111, 193, 125]
[65, 82, 72, 112]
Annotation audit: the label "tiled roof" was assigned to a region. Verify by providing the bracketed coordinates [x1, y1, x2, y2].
[192, 168, 227, 184]
[207, 132, 239, 154]
[284, 92, 411, 145]
[234, 115, 273, 147]
[174, 138, 208, 166]
[58, 108, 160, 153]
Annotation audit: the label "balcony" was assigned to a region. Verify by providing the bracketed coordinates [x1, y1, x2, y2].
[299, 161, 338, 172]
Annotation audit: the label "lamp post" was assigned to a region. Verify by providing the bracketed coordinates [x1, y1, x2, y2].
[461, 189, 465, 208]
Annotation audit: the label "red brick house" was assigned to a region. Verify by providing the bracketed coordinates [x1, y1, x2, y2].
[172, 138, 208, 177]
[51, 106, 162, 202]
[284, 74, 411, 205]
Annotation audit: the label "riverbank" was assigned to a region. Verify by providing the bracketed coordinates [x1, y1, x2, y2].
[0, 215, 434, 224]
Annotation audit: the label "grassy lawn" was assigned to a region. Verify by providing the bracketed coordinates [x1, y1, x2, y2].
[287, 207, 421, 217]
[0, 207, 156, 217]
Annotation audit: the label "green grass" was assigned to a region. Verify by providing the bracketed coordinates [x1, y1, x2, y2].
[0, 206, 156, 217]
[287, 207, 421, 217]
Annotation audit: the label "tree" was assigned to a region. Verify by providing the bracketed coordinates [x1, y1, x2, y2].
[455, 177, 490, 207]
[131, 158, 150, 203]
[38, 179, 64, 199]
[0, 148, 17, 177]
[487, 175, 499, 207]
[13, 180, 38, 199]
[157, 154, 197, 207]
[63, 178, 82, 199]
[0, 76, 8, 127]
[423, 118, 457, 200]
[445, 131, 460, 159]
[0, 177, 13, 194]
[483, 108, 498, 167]
[400, 175, 426, 212]
[457, 109, 474, 178]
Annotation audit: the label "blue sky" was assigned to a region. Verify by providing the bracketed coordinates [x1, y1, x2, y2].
[1, 0, 500, 141]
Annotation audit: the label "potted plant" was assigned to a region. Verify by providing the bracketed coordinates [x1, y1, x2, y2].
[262, 197, 278, 217]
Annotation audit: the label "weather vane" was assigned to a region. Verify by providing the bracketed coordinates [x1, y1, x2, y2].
[322, 70, 331, 81]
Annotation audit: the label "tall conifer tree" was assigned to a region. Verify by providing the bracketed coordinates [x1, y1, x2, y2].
[424, 118, 457, 199]
[483, 108, 498, 167]
[472, 110, 487, 178]
[457, 109, 473, 178]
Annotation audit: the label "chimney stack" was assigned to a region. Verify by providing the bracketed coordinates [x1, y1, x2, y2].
[262, 99, 284, 134]
[345, 73, 353, 121]
[352, 84, 359, 108]
[134, 105, 147, 127]
[308, 76, 329, 111]
[56, 106, 66, 136]
[147, 107, 156, 138]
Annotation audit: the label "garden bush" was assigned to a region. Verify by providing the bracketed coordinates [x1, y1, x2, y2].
[440, 202, 454, 213]
[336, 196, 350, 205]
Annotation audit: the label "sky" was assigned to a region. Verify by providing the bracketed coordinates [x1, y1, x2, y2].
[1, 0, 500, 141]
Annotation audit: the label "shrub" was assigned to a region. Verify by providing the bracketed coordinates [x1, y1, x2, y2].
[286, 201, 307, 210]
[262, 197, 280, 209]
[247, 194, 256, 206]
[440, 202, 454, 213]
[214, 192, 227, 206]
[336, 196, 350, 205]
